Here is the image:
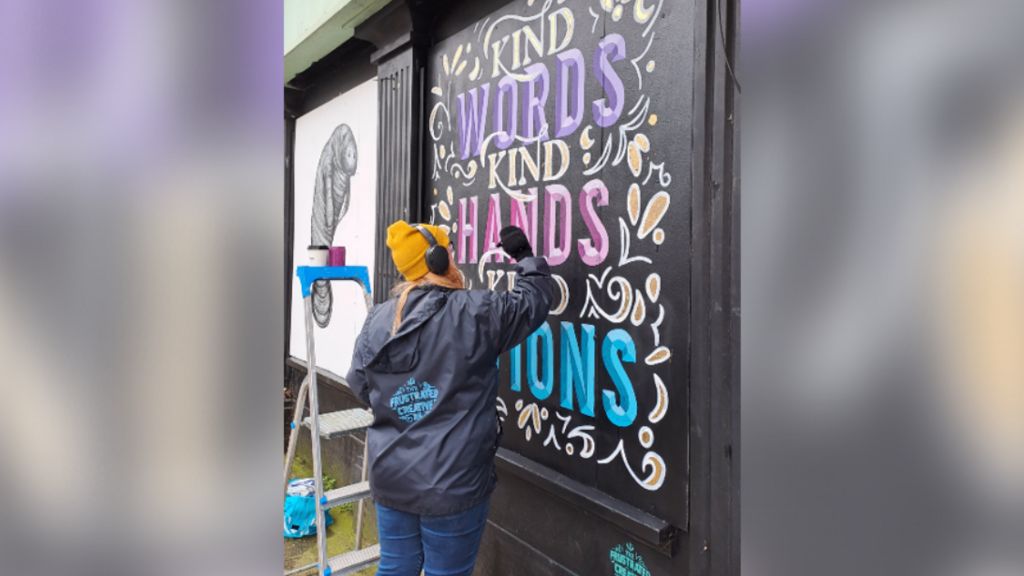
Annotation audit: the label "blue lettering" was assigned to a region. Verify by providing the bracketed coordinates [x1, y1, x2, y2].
[509, 345, 522, 392]
[559, 322, 596, 417]
[601, 328, 637, 427]
[526, 323, 554, 400]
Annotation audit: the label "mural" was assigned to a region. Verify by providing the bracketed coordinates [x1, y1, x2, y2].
[310, 124, 359, 328]
[426, 0, 691, 523]
[290, 79, 379, 377]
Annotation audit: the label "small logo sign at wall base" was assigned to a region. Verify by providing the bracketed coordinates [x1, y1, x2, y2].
[609, 542, 651, 576]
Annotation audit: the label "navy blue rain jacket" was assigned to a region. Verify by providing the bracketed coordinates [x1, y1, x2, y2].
[346, 257, 553, 515]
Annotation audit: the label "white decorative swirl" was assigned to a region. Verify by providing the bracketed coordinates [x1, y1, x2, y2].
[450, 160, 477, 185]
[551, 274, 569, 315]
[643, 0, 665, 37]
[650, 304, 665, 346]
[567, 425, 596, 459]
[630, 31, 656, 90]
[634, 0, 657, 26]
[543, 425, 562, 450]
[618, 218, 653, 266]
[583, 135, 613, 176]
[476, 247, 508, 283]
[428, 101, 450, 142]
[582, 267, 633, 323]
[613, 98, 651, 167]
[555, 411, 572, 433]
[494, 177, 537, 202]
[430, 148, 440, 181]
[477, 122, 548, 162]
[597, 440, 666, 491]
[643, 161, 672, 188]
[638, 452, 666, 490]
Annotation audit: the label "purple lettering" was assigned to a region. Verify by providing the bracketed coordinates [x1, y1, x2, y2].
[457, 84, 491, 159]
[592, 34, 626, 128]
[555, 49, 585, 139]
[522, 63, 550, 141]
[495, 76, 519, 150]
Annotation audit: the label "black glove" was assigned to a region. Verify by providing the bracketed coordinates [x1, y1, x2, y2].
[498, 226, 534, 260]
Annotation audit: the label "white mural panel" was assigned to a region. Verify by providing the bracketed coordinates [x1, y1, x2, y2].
[290, 78, 378, 378]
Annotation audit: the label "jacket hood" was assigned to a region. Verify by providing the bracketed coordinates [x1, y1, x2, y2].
[363, 287, 451, 374]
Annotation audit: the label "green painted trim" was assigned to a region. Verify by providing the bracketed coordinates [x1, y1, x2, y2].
[284, 0, 393, 83]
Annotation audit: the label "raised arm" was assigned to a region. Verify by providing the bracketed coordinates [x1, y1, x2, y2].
[489, 227, 555, 353]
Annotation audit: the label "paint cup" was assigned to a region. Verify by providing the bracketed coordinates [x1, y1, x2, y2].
[307, 245, 329, 266]
[329, 246, 347, 267]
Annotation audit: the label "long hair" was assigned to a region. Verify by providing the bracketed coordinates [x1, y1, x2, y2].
[390, 260, 464, 335]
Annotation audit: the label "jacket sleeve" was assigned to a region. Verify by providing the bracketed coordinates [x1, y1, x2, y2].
[489, 256, 555, 353]
[345, 313, 374, 407]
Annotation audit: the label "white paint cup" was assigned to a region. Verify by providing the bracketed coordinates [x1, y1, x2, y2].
[307, 245, 329, 266]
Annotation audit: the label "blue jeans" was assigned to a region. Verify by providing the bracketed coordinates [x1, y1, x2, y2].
[375, 499, 490, 576]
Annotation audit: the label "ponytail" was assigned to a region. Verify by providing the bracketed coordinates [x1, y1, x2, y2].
[390, 265, 465, 335]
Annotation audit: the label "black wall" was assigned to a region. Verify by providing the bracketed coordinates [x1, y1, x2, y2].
[285, 1, 738, 574]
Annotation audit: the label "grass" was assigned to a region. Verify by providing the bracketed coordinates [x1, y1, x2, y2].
[284, 454, 377, 576]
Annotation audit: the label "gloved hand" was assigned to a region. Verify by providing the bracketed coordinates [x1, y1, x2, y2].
[498, 226, 534, 261]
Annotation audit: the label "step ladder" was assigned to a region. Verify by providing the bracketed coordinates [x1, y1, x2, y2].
[285, 265, 379, 576]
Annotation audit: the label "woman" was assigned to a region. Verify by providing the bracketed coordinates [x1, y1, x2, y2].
[347, 220, 553, 576]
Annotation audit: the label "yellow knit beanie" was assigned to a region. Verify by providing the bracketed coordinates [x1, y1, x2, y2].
[386, 220, 451, 281]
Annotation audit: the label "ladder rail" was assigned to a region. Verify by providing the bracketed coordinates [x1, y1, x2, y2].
[303, 296, 330, 573]
[284, 374, 310, 492]
[287, 268, 376, 576]
[354, 435, 369, 548]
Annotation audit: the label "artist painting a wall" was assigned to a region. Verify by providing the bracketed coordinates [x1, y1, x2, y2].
[290, 78, 379, 377]
[283, 0, 738, 573]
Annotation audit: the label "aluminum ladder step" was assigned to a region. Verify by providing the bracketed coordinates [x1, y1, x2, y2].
[326, 544, 381, 576]
[303, 408, 373, 439]
[321, 481, 371, 510]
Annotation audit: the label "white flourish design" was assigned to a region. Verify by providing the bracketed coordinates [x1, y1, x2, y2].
[597, 440, 666, 491]
[582, 267, 635, 323]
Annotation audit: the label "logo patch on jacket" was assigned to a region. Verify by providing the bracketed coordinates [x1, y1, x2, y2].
[389, 378, 439, 423]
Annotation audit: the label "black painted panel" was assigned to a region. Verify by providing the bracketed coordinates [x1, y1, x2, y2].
[425, 0, 694, 530]
[686, 0, 740, 574]
[485, 468, 688, 576]
[473, 521, 577, 576]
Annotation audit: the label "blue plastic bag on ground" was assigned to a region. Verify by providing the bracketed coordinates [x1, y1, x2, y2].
[284, 478, 334, 538]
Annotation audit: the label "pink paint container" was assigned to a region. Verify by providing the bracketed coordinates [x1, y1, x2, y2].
[329, 246, 347, 267]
